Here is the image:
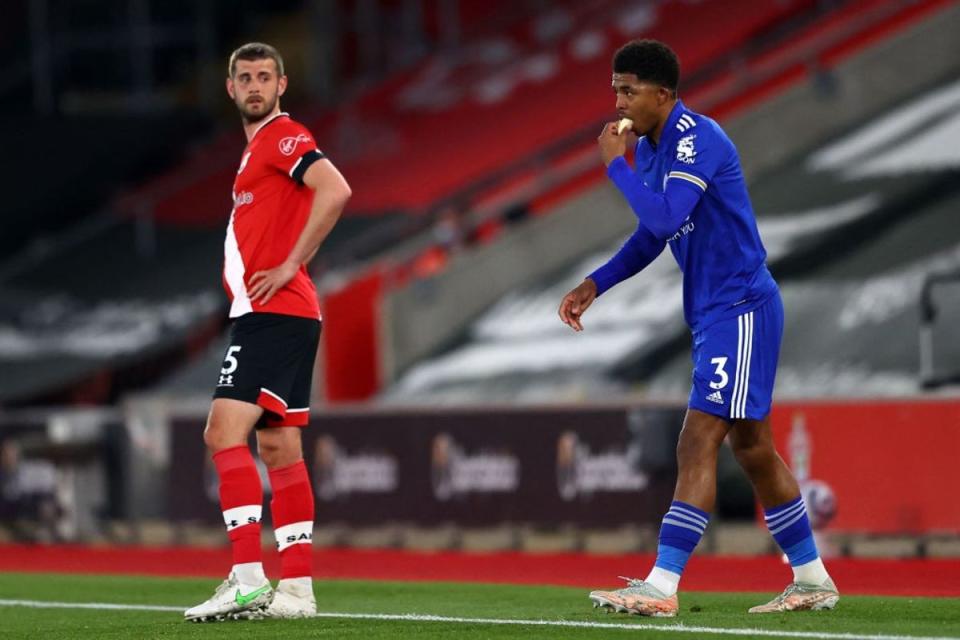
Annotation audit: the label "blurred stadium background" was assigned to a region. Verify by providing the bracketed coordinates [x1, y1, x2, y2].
[2, 0, 960, 605]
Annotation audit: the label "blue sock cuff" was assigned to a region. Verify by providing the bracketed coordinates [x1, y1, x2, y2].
[783, 537, 820, 567]
[654, 544, 690, 574]
[655, 501, 710, 576]
[671, 500, 709, 519]
[765, 496, 803, 516]
[764, 496, 819, 565]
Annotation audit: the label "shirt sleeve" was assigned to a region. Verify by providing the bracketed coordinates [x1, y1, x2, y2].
[665, 126, 725, 195]
[266, 122, 326, 185]
[606, 127, 727, 241]
[587, 223, 666, 296]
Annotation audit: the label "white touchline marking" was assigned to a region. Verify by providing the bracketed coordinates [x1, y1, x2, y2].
[310, 613, 959, 639]
[0, 599, 956, 640]
[0, 599, 183, 612]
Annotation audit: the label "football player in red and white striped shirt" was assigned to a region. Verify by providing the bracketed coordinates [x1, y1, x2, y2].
[185, 42, 351, 622]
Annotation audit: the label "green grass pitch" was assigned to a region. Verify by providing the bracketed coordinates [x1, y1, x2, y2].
[0, 573, 958, 639]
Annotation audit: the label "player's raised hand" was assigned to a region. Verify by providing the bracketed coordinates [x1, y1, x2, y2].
[598, 122, 629, 167]
[558, 278, 598, 332]
[246, 261, 299, 305]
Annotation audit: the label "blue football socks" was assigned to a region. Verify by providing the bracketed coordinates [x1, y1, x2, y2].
[764, 495, 830, 585]
[645, 500, 710, 596]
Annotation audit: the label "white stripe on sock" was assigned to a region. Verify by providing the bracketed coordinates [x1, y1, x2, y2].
[275, 520, 314, 552]
[223, 505, 262, 531]
[769, 509, 808, 535]
[765, 500, 805, 527]
[670, 505, 708, 526]
[661, 518, 705, 535]
[666, 510, 708, 529]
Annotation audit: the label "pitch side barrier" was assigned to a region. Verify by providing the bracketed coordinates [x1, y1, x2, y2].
[167, 404, 684, 529]
[919, 269, 960, 389]
[770, 400, 960, 536]
[165, 400, 960, 536]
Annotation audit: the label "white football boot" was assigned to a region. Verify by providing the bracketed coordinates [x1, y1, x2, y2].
[749, 577, 840, 613]
[589, 576, 679, 617]
[257, 579, 317, 619]
[184, 572, 273, 622]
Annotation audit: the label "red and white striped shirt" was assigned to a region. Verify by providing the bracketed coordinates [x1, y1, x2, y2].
[222, 112, 324, 320]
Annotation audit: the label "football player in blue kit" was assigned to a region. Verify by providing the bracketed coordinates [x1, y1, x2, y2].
[558, 39, 839, 617]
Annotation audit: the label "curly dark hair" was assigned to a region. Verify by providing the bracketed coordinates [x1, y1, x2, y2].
[612, 39, 680, 92]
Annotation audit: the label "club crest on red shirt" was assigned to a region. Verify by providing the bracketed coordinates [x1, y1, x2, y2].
[279, 133, 311, 156]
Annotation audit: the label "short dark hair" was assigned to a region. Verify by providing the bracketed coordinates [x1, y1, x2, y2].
[228, 42, 285, 78]
[613, 39, 680, 92]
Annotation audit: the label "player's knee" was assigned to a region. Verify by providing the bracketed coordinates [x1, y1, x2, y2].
[258, 439, 281, 467]
[675, 428, 717, 465]
[731, 439, 774, 475]
[257, 434, 301, 469]
[203, 419, 243, 453]
[259, 447, 299, 469]
[675, 434, 693, 463]
[203, 422, 225, 453]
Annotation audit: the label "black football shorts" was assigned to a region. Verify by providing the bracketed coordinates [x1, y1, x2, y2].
[213, 312, 321, 427]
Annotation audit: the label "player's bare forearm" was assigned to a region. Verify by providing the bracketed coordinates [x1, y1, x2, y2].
[283, 159, 351, 269]
[284, 189, 348, 268]
[247, 160, 351, 304]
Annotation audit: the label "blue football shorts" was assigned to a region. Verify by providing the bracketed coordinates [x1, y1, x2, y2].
[687, 291, 784, 422]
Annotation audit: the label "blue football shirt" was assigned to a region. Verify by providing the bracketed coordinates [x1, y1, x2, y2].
[589, 100, 778, 332]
